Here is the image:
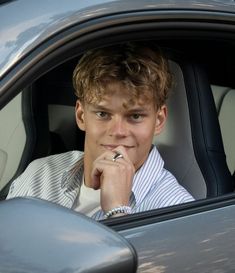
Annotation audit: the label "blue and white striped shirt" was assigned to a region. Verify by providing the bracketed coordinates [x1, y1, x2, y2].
[7, 146, 194, 220]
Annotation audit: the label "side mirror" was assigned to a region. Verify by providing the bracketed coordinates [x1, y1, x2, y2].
[0, 198, 137, 273]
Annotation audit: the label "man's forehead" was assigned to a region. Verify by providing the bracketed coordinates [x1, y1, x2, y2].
[83, 80, 157, 108]
[90, 95, 153, 110]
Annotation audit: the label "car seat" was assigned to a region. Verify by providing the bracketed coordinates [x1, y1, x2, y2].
[212, 85, 235, 182]
[154, 56, 233, 199]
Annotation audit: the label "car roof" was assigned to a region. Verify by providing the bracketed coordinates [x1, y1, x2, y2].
[0, 0, 235, 79]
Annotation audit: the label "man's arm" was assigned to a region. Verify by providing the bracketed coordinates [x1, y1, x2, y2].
[90, 146, 134, 216]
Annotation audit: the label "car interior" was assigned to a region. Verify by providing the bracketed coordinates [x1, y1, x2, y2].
[0, 39, 234, 205]
[212, 84, 235, 179]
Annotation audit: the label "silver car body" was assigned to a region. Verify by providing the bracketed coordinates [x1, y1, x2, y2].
[1, 1, 235, 272]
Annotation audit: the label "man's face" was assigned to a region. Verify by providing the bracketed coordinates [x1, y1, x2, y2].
[75, 85, 167, 170]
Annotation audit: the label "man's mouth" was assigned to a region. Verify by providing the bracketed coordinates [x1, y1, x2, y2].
[101, 144, 134, 150]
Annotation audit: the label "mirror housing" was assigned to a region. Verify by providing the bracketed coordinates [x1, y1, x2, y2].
[0, 197, 137, 273]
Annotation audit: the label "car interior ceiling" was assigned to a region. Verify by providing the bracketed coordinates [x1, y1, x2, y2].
[1, 36, 235, 201]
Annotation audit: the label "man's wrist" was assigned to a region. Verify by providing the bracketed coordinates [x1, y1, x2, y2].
[104, 205, 132, 219]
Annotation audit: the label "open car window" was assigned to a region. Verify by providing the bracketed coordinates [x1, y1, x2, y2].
[1, 5, 235, 203]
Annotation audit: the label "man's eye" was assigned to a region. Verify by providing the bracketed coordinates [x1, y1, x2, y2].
[96, 111, 108, 118]
[130, 114, 144, 122]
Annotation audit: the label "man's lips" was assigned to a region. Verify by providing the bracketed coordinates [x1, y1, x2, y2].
[101, 144, 134, 150]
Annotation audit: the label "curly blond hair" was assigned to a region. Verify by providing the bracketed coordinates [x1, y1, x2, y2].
[73, 42, 172, 110]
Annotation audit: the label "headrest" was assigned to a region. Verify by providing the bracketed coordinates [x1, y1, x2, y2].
[218, 90, 235, 174]
[154, 61, 206, 199]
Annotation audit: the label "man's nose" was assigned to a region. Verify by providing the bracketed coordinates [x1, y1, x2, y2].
[108, 117, 128, 137]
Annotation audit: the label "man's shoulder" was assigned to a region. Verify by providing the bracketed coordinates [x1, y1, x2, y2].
[7, 151, 84, 200]
[35, 150, 83, 163]
[152, 168, 194, 200]
[28, 150, 84, 172]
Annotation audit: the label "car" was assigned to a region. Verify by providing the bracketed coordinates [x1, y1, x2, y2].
[1, 0, 235, 272]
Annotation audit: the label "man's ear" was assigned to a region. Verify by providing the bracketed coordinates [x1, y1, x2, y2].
[154, 105, 167, 135]
[75, 100, 86, 131]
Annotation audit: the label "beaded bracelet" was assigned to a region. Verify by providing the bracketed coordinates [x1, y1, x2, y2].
[104, 206, 132, 219]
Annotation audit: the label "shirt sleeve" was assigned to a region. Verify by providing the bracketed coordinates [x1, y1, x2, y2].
[6, 159, 44, 199]
[133, 170, 195, 213]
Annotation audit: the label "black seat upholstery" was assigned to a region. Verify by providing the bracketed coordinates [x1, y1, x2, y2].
[182, 60, 234, 197]
[28, 60, 85, 161]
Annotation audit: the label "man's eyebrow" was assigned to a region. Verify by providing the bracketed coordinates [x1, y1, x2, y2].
[128, 107, 149, 112]
[89, 104, 150, 112]
[90, 105, 110, 111]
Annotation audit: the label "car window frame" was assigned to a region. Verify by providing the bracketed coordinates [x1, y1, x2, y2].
[1, 10, 235, 229]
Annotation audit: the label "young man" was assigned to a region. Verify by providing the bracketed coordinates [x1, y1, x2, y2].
[7, 43, 194, 220]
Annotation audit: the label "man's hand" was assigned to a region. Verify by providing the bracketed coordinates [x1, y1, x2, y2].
[90, 146, 135, 212]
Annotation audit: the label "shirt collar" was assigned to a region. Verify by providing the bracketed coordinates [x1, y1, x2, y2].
[60, 146, 164, 205]
[132, 145, 164, 206]
[61, 157, 84, 192]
